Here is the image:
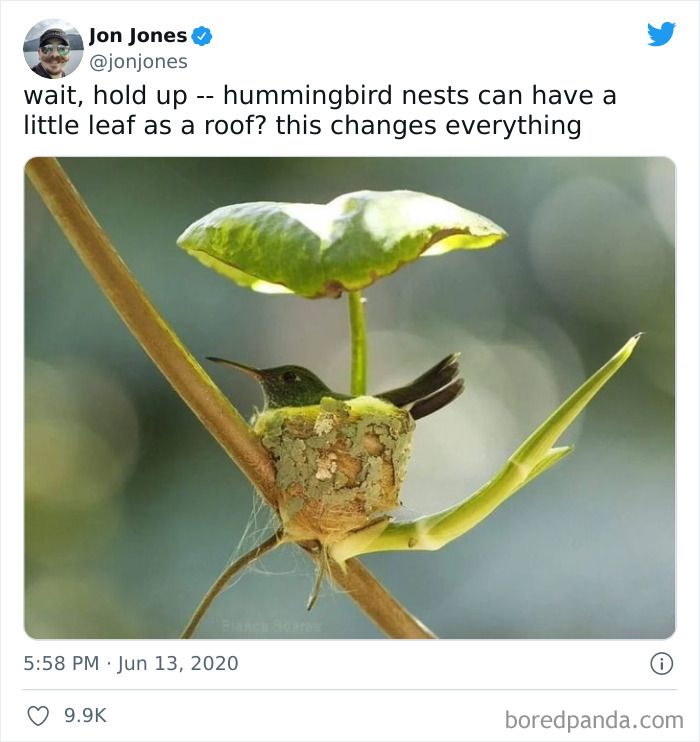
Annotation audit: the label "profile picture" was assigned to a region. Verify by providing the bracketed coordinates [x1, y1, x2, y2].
[23, 19, 83, 79]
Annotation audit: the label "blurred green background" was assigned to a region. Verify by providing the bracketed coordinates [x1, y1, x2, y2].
[25, 158, 674, 639]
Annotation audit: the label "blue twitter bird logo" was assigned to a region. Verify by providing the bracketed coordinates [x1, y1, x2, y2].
[648, 22, 675, 46]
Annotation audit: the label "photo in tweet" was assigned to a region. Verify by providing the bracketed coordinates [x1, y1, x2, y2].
[24, 156, 674, 640]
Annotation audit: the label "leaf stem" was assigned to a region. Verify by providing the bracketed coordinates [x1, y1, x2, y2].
[26, 157, 432, 639]
[348, 290, 368, 395]
[181, 530, 284, 639]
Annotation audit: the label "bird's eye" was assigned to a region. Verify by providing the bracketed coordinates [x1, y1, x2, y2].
[282, 370, 300, 383]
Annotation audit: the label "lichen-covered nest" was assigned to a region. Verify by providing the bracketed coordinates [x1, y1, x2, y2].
[254, 397, 415, 543]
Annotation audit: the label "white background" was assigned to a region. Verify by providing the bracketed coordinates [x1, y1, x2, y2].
[1, 1, 698, 740]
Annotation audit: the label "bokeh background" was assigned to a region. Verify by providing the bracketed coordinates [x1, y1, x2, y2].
[25, 158, 674, 639]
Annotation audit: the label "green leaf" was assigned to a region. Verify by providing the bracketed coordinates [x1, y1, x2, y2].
[329, 334, 641, 564]
[177, 190, 507, 298]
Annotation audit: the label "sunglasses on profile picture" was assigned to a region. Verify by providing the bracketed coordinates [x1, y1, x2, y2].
[39, 44, 70, 56]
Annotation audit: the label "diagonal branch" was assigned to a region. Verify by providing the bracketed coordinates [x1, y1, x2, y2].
[26, 156, 433, 640]
[330, 560, 436, 638]
[26, 157, 276, 506]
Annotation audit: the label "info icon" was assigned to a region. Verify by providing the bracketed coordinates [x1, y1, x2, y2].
[650, 652, 673, 675]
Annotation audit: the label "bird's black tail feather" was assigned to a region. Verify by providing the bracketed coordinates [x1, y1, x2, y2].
[407, 378, 465, 420]
[378, 353, 460, 408]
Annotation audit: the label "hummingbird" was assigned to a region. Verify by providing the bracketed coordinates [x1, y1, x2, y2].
[205, 353, 464, 420]
[207, 353, 464, 609]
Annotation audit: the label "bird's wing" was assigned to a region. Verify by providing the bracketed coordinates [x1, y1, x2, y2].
[378, 353, 461, 407]
[648, 23, 661, 40]
[406, 378, 465, 421]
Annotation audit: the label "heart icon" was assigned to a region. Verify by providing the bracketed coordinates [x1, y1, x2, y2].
[27, 706, 49, 726]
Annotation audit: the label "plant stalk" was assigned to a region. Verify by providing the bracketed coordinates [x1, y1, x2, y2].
[181, 530, 284, 639]
[348, 289, 368, 395]
[330, 334, 641, 563]
[27, 157, 432, 639]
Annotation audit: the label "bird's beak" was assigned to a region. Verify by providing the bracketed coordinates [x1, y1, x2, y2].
[205, 357, 262, 380]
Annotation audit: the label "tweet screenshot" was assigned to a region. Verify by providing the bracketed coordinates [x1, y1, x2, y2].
[1, 1, 698, 740]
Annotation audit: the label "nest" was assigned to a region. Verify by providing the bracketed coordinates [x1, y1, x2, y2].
[254, 396, 415, 544]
